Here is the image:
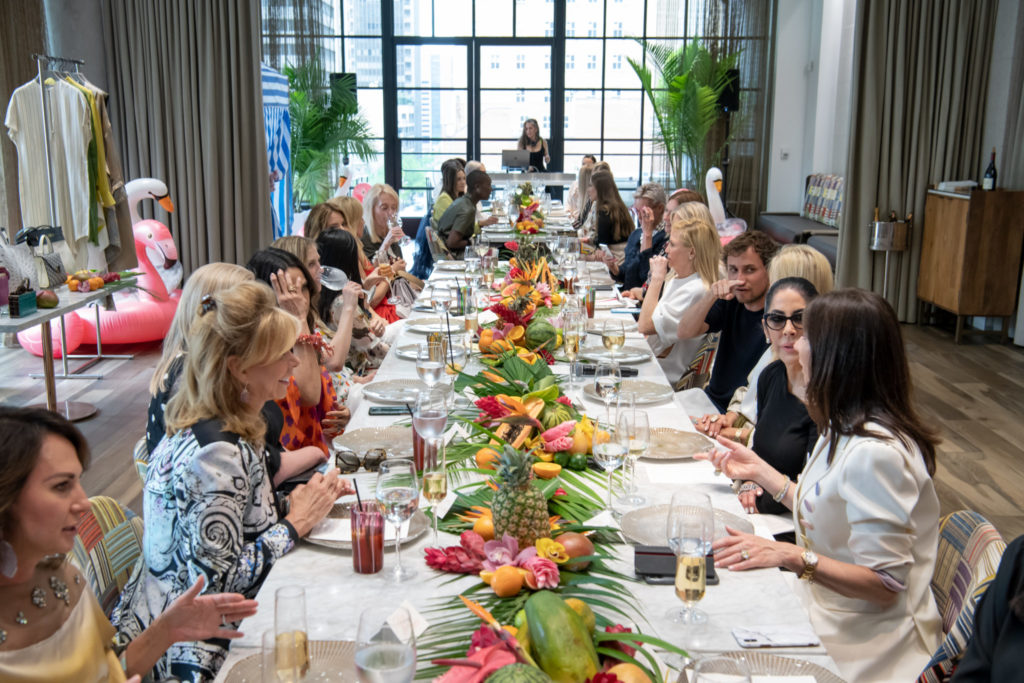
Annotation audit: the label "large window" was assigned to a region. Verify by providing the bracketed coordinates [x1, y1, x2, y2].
[263, 0, 772, 221]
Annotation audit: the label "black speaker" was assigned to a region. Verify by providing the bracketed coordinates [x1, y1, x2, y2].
[719, 68, 740, 112]
[330, 72, 358, 114]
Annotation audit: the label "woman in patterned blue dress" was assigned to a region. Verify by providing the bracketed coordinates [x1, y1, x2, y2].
[113, 281, 348, 682]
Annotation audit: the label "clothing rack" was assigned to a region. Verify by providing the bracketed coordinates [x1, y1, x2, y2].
[31, 53, 83, 234]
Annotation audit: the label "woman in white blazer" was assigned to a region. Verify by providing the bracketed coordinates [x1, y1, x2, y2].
[701, 288, 942, 682]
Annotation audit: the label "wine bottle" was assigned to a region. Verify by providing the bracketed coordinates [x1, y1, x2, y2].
[982, 148, 997, 191]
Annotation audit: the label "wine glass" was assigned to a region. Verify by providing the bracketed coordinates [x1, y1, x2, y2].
[602, 319, 625, 359]
[561, 253, 578, 294]
[416, 341, 446, 390]
[691, 656, 752, 682]
[474, 237, 491, 261]
[414, 389, 448, 547]
[356, 605, 417, 683]
[592, 425, 626, 513]
[616, 405, 649, 507]
[666, 490, 714, 624]
[388, 212, 412, 248]
[593, 360, 621, 425]
[264, 586, 309, 683]
[562, 311, 584, 391]
[375, 459, 419, 583]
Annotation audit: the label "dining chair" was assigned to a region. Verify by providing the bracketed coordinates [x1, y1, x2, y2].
[425, 227, 453, 261]
[917, 509, 1006, 682]
[69, 495, 145, 618]
[673, 332, 720, 392]
[132, 435, 149, 485]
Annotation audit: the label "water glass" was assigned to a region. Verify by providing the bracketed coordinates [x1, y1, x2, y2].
[592, 423, 625, 513]
[593, 360, 621, 425]
[376, 460, 419, 582]
[416, 342, 446, 389]
[356, 606, 417, 683]
[602, 319, 625, 358]
[352, 501, 385, 575]
[616, 400, 648, 507]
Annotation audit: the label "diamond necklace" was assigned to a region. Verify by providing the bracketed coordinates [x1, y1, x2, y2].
[0, 573, 81, 645]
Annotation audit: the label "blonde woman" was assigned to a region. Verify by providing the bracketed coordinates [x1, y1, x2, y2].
[637, 203, 721, 385]
[361, 183, 407, 267]
[271, 235, 322, 289]
[304, 202, 345, 242]
[114, 282, 350, 681]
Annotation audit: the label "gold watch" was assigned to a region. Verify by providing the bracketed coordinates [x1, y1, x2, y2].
[798, 549, 819, 581]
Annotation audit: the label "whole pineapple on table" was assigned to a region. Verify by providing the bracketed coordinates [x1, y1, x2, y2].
[492, 446, 551, 547]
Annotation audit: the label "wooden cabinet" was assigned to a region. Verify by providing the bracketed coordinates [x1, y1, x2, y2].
[917, 189, 1024, 343]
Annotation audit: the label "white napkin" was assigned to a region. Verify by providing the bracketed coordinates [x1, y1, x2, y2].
[307, 516, 411, 543]
[732, 626, 821, 648]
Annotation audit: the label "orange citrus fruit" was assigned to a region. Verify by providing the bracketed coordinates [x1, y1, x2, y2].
[491, 565, 524, 598]
[607, 663, 652, 683]
[475, 447, 500, 470]
[473, 515, 495, 541]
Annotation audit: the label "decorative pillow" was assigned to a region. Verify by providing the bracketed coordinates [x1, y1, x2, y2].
[69, 495, 145, 618]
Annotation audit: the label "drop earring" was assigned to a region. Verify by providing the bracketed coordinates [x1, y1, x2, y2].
[240, 384, 251, 404]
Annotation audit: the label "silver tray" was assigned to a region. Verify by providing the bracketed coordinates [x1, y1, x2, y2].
[362, 380, 427, 404]
[305, 501, 430, 551]
[333, 425, 415, 460]
[685, 651, 844, 683]
[644, 429, 715, 460]
[579, 345, 652, 364]
[583, 379, 671, 405]
[619, 504, 755, 546]
[224, 639, 355, 682]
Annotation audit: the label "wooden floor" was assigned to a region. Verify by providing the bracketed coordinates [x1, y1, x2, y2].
[1, 323, 1022, 540]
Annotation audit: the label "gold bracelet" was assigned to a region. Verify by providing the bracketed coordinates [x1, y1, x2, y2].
[772, 478, 791, 503]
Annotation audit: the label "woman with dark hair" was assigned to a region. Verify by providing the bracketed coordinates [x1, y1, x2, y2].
[246, 248, 347, 456]
[732, 277, 819, 518]
[316, 230, 390, 378]
[588, 170, 634, 265]
[0, 407, 257, 682]
[431, 159, 466, 234]
[516, 118, 549, 171]
[701, 288, 941, 682]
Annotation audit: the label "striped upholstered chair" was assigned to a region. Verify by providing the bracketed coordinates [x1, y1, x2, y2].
[132, 436, 150, 485]
[917, 510, 1006, 682]
[69, 495, 145, 618]
[672, 332, 720, 392]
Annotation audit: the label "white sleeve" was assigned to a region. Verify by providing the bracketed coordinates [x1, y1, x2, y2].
[652, 278, 705, 342]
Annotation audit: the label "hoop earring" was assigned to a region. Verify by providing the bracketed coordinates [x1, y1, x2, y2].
[240, 384, 251, 404]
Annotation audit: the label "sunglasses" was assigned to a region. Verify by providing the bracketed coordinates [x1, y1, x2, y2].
[334, 447, 388, 473]
[763, 310, 804, 331]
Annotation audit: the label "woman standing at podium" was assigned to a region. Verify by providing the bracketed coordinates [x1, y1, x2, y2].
[517, 118, 550, 172]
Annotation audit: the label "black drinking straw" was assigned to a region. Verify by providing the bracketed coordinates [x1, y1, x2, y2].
[353, 478, 362, 508]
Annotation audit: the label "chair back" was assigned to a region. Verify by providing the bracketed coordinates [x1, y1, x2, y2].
[673, 332, 719, 392]
[69, 495, 145, 618]
[918, 510, 1006, 682]
[132, 436, 149, 485]
[426, 227, 453, 261]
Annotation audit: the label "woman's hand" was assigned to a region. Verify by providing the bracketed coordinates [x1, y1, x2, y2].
[649, 254, 669, 281]
[270, 269, 307, 319]
[694, 435, 769, 483]
[737, 481, 764, 515]
[322, 407, 351, 439]
[639, 205, 656, 231]
[157, 575, 258, 642]
[286, 469, 349, 536]
[369, 313, 387, 337]
[353, 369, 377, 384]
[695, 411, 737, 437]
[392, 258, 407, 273]
[363, 273, 386, 290]
[341, 281, 363, 310]
[712, 527, 801, 571]
[622, 287, 643, 300]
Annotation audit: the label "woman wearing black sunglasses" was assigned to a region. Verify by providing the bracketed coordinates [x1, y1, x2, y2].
[730, 277, 819, 518]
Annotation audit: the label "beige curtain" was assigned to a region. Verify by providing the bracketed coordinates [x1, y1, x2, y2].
[100, 0, 272, 273]
[1, 0, 47, 236]
[837, 0, 997, 320]
[261, 0, 326, 71]
[1003, 5, 1024, 191]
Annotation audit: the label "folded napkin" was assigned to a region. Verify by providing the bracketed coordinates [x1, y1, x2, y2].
[732, 626, 821, 648]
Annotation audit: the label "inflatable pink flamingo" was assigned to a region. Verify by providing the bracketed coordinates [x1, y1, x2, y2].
[18, 178, 183, 355]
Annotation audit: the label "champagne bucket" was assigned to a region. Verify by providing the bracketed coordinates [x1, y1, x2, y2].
[868, 221, 909, 252]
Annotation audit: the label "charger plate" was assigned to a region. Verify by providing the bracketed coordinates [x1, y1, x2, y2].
[305, 501, 429, 551]
[579, 346, 652, 364]
[406, 317, 465, 334]
[583, 379, 671, 405]
[644, 429, 714, 460]
[620, 505, 755, 546]
[362, 380, 427, 404]
[395, 344, 468, 363]
[684, 652, 844, 683]
[435, 260, 467, 271]
[332, 425, 415, 460]
[587, 319, 638, 334]
[224, 639, 355, 682]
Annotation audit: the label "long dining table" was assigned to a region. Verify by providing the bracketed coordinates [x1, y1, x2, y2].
[213, 261, 841, 681]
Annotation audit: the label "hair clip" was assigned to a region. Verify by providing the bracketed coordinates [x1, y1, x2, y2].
[200, 294, 217, 315]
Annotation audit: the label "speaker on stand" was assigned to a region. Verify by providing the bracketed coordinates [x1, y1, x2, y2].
[718, 68, 740, 208]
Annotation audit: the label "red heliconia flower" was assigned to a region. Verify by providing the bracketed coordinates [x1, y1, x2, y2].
[603, 625, 640, 658]
[588, 674, 621, 683]
[469, 625, 503, 653]
[556, 395, 572, 407]
[504, 241, 519, 252]
[537, 348, 555, 365]
[475, 396, 510, 418]
[508, 266, 524, 279]
[553, 487, 568, 497]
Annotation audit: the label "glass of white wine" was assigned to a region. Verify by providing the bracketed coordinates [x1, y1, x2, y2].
[414, 390, 448, 547]
[264, 586, 309, 683]
[593, 360, 621, 426]
[356, 605, 417, 683]
[616, 405, 648, 507]
[562, 311, 584, 388]
[602, 319, 625, 359]
[376, 459, 420, 583]
[666, 490, 714, 625]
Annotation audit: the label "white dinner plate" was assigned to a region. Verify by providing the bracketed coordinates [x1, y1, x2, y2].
[644, 429, 715, 460]
[587, 319, 639, 334]
[435, 260, 467, 271]
[583, 379, 671, 405]
[579, 346, 652, 364]
[394, 344, 468, 363]
[619, 505, 755, 546]
[361, 379, 427, 404]
[405, 317, 465, 334]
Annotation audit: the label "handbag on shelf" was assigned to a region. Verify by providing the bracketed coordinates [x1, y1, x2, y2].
[34, 234, 67, 289]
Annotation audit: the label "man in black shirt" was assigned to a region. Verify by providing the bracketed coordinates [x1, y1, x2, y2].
[676, 230, 778, 411]
[438, 170, 492, 258]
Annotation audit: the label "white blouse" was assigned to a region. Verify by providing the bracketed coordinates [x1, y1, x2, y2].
[646, 272, 706, 384]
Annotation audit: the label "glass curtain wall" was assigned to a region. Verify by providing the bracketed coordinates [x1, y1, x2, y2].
[262, 0, 772, 221]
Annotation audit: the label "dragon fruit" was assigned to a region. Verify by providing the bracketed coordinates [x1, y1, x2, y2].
[540, 420, 577, 452]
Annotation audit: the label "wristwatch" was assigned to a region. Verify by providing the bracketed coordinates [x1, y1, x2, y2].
[798, 549, 819, 581]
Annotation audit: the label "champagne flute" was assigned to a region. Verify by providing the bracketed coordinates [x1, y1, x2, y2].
[416, 342, 446, 389]
[268, 586, 309, 682]
[602, 319, 625, 359]
[593, 360, 621, 425]
[616, 405, 649, 507]
[592, 425, 626, 513]
[414, 389, 448, 547]
[356, 605, 417, 683]
[666, 490, 714, 624]
[376, 459, 419, 583]
[562, 311, 584, 392]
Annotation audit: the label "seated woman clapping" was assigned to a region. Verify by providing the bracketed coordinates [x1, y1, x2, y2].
[0, 407, 257, 683]
[113, 282, 348, 681]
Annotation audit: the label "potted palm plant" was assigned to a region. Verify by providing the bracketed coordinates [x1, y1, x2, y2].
[628, 40, 740, 190]
[285, 57, 378, 209]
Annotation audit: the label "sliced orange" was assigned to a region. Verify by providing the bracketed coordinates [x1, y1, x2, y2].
[532, 462, 562, 479]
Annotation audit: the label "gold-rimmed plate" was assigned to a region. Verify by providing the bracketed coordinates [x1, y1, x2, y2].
[583, 379, 672, 405]
[579, 346, 652, 364]
[332, 425, 415, 459]
[619, 504, 755, 546]
[361, 380, 427, 404]
[224, 640, 355, 682]
[644, 429, 714, 460]
[686, 652, 844, 683]
[305, 501, 430, 551]
[405, 317, 464, 334]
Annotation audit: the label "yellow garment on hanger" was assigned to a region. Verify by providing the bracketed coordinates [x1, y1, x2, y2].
[64, 76, 116, 209]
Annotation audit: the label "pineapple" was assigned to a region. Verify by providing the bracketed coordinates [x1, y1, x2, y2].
[492, 445, 551, 548]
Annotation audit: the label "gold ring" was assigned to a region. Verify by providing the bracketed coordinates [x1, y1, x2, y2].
[289, 286, 298, 293]
[740, 549, 750, 561]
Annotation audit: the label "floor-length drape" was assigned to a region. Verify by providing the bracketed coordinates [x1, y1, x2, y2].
[837, 0, 997, 321]
[100, 0, 271, 273]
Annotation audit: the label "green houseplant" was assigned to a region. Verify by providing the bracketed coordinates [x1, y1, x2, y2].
[284, 57, 378, 208]
[628, 40, 740, 190]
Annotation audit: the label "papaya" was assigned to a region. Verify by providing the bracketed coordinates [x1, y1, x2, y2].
[524, 591, 599, 683]
[492, 398, 545, 449]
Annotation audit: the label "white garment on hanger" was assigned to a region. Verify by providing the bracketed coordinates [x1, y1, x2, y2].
[5, 79, 94, 268]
